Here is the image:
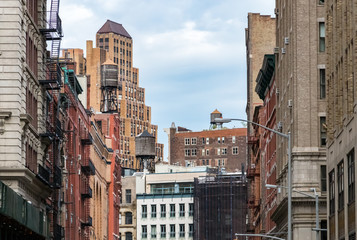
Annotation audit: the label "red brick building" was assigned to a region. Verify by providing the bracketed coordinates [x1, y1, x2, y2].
[248, 54, 277, 236]
[166, 112, 247, 172]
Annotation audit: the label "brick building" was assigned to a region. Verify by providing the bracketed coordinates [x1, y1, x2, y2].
[248, 54, 277, 236]
[326, 0, 357, 239]
[166, 111, 247, 172]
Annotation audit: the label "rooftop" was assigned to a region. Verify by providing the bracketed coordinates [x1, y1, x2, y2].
[97, 20, 132, 39]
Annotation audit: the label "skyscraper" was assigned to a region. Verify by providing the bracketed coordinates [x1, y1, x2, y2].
[86, 20, 163, 170]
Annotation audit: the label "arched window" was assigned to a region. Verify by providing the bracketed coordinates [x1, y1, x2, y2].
[125, 212, 132, 224]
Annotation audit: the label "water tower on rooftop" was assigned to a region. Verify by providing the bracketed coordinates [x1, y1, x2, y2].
[210, 109, 223, 129]
[135, 130, 156, 172]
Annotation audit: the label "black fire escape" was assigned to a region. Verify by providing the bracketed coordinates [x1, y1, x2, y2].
[39, 0, 64, 240]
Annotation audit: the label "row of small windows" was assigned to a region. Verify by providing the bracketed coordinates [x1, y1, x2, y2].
[141, 203, 194, 219]
[141, 224, 194, 238]
[185, 136, 237, 145]
[99, 37, 132, 47]
[185, 147, 238, 156]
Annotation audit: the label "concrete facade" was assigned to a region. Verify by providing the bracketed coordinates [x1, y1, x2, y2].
[272, 0, 327, 239]
[325, 0, 357, 239]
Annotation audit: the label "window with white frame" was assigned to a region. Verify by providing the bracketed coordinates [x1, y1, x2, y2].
[206, 149, 209, 155]
[222, 137, 225, 143]
[233, 147, 238, 155]
[185, 149, 190, 156]
[185, 138, 190, 145]
[202, 149, 205, 156]
[191, 138, 197, 145]
[206, 138, 209, 144]
[222, 148, 227, 155]
[217, 148, 221, 155]
[218, 137, 221, 144]
[232, 136, 236, 143]
[191, 149, 197, 156]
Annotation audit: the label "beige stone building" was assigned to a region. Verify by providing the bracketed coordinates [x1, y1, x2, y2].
[325, 0, 357, 239]
[272, 0, 327, 239]
[86, 20, 163, 171]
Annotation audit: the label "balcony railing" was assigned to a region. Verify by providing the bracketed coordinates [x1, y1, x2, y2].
[37, 164, 51, 186]
[81, 186, 92, 199]
[40, 11, 63, 40]
[81, 154, 95, 176]
[53, 224, 64, 240]
[39, 61, 62, 89]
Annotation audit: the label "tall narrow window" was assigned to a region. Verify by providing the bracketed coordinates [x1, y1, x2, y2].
[179, 224, 185, 237]
[125, 212, 132, 224]
[151, 225, 157, 238]
[151, 204, 157, 218]
[320, 117, 326, 146]
[160, 225, 166, 238]
[160, 204, 166, 218]
[321, 165, 327, 192]
[348, 149, 355, 203]
[189, 224, 194, 237]
[189, 203, 194, 217]
[142, 225, 147, 239]
[170, 204, 175, 217]
[179, 204, 185, 217]
[126, 189, 131, 203]
[338, 161, 344, 210]
[320, 69, 326, 99]
[319, 22, 325, 52]
[170, 224, 176, 238]
[142, 205, 147, 218]
[329, 170, 335, 215]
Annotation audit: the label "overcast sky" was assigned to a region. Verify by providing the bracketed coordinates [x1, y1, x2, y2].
[59, 0, 275, 161]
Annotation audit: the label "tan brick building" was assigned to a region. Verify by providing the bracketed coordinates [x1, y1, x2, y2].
[326, 0, 357, 239]
[166, 111, 247, 172]
[272, 0, 327, 239]
[86, 20, 163, 171]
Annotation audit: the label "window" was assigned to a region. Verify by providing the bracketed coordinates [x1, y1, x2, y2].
[319, 22, 325, 52]
[189, 224, 194, 237]
[206, 149, 210, 155]
[217, 148, 221, 155]
[170, 224, 175, 238]
[151, 204, 157, 218]
[125, 212, 132, 224]
[151, 225, 157, 238]
[189, 203, 194, 216]
[222, 137, 225, 143]
[202, 149, 205, 156]
[142, 205, 147, 218]
[321, 165, 327, 192]
[218, 159, 221, 166]
[125, 232, 132, 240]
[206, 138, 209, 144]
[222, 148, 227, 155]
[320, 69, 326, 99]
[185, 149, 190, 156]
[232, 136, 236, 143]
[321, 221, 327, 240]
[119, 213, 122, 224]
[202, 138, 205, 144]
[160, 225, 166, 238]
[126, 189, 131, 203]
[142, 225, 147, 238]
[319, 0, 324, 4]
[179, 203, 185, 217]
[202, 159, 205, 165]
[170, 204, 175, 217]
[105, 38, 109, 42]
[160, 204, 166, 218]
[320, 117, 326, 146]
[329, 170, 335, 215]
[191, 149, 197, 156]
[179, 224, 185, 237]
[185, 138, 190, 145]
[218, 137, 221, 144]
[348, 149, 355, 203]
[233, 147, 238, 155]
[338, 161, 344, 210]
[191, 138, 197, 145]
[99, 38, 103, 43]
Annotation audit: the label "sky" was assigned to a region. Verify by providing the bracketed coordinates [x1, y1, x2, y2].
[59, 0, 275, 161]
